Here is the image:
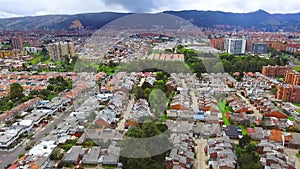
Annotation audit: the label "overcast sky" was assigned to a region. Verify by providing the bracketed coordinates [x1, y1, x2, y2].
[1, 0, 300, 18]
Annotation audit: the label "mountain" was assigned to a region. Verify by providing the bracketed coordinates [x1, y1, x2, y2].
[0, 12, 131, 30]
[164, 10, 300, 31]
[1, 10, 300, 31]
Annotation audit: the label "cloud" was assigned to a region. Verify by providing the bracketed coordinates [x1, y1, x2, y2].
[0, 0, 300, 18]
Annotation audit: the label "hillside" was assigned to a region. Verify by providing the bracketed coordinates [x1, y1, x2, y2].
[1, 10, 300, 31]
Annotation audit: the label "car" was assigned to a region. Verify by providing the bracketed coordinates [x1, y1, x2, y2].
[4, 164, 12, 169]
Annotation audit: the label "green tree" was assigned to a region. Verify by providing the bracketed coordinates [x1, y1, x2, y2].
[141, 122, 161, 137]
[9, 83, 24, 103]
[131, 86, 146, 100]
[239, 134, 251, 148]
[125, 126, 146, 138]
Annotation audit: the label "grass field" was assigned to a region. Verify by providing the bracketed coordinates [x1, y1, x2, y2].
[218, 100, 231, 126]
[288, 116, 296, 121]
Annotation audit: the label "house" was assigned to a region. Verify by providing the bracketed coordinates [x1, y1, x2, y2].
[225, 125, 242, 139]
[207, 136, 236, 169]
[257, 140, 296, 169]
[62, 146, 83, 164]
[269, 129, 292, 145]
[101, 142, 121, 166]
[166, 133, 195, 169]
[288, 133, 300, 149]
[82, 146, 101, 165]
[193, 122, 221, 139]
[248, 127, 266, 141]
[194, 109, 207, 121]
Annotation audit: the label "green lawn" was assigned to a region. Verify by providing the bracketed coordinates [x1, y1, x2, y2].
[238, 125, 248, 135]
[293, 66, 300, 72]
[161, 114, 167, 121]
[296, 154, 300, 158]
[292, 103, 300, 107]
[288, 116, 296, 121]
[218, 101, 231, 126]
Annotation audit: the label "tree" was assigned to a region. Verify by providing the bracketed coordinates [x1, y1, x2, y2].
[155, 80, 167, 92]
[141, 122, 161, 137]
[131, 86, 146, 100]
[239, 134, 251, 148]
[125, 126, 146, 138]
[9, 83, 24, 103]
[50, 148, 64, 160]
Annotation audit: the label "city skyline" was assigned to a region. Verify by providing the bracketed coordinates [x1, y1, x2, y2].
[1, 0, 300, 18]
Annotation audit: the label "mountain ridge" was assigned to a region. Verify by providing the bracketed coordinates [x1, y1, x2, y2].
[1, 10, 300, 31]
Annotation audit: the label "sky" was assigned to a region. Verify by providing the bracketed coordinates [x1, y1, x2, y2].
[1, 0, 300, 18]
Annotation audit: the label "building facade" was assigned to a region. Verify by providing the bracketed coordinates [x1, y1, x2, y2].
[262, 65, 292, 77]
[276, 70, 300, 103]
[253, 43, 268, 54]
[284, 71, 300, 85]
[48, 42, 75, 61]
[225, 38, 246, 54]
[11, 37, 23, 50]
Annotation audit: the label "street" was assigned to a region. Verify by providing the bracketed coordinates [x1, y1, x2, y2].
[116, 77, 145, 130]
[0, 105, 75, 168]
[194, 139, 208, 169]
[236, 91, 263, 119]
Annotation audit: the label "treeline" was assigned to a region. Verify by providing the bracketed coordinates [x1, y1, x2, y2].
[119, 122, 171, 169]
[118, 60, 192, 74]
[0, 76, 72, 114]
[29, 76, 72, 100]
[179, 47, 288, 76]
[235, 135, 261, 169]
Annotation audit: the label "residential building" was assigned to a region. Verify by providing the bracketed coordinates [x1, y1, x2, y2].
[207, 136, 237, 169]
[284, 71, 300, 85]
[276, 84, 300, 103]
[11, 37, 23, 50]
[262, 65, 292, 77]
[210, 38, 225, 51]
[276, 70, 300, 102]
[48, 41, 75, 61]
[225, 38, 246, 54]
[252, 43, 268, 54]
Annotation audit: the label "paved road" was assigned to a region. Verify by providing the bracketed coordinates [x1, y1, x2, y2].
[116, 99, 134, 130]
[195, 139, 208, 169]
[236, 92, 263, 119]
[0, 104, 75, 168]
[190, 89, 198, 110]
[116, 78, 145, 130]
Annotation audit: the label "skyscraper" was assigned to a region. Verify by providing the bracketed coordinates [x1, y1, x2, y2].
[11, 37, 23, 50]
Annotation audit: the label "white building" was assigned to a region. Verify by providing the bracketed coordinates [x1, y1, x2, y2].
[24, 47, 38, 53]
[225, 38, 246, 54]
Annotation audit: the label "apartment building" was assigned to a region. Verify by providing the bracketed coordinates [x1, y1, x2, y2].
[48, 41, 75, 61]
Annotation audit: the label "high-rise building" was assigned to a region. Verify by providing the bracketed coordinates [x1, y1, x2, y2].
[225, 38, 246, 54]
[11, 37, 23, 50]
[252, 43, 268, 54]
[48, 42, 75, 61]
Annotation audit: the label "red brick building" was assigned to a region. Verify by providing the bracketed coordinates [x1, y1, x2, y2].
[210, 38, 225, 51]
[262, 65, 292, 77]
[276, 71, 300, 103]
[284, 71, 300, 85]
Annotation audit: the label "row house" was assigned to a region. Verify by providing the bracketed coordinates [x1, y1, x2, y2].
[257, 140, 296, 169]
[207, 136, 237, 169]
[166, 133, 195, 169]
